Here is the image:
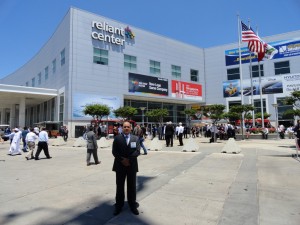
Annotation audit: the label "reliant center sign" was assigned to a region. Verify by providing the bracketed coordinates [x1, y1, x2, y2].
[91, 21, 135, 46]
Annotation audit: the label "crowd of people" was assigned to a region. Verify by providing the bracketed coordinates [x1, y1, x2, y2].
[3, 120, 300, 217]
[3, 126, 52, 160]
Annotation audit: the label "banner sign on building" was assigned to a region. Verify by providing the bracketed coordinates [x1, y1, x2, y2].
[223, 74, 300, 98]
[225, 38, 300, 66]
[128, 73, 168, 96]
[73, 93, 120, 118]
[171, 80, 203, 101]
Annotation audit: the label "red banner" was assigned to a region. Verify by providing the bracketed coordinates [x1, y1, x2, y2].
[171, 80, 202, 100]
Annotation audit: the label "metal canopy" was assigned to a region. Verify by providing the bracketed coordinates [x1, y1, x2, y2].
[0, 84, 58, 109]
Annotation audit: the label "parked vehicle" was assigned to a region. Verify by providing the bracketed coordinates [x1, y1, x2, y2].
[0, 124, 10, 141]
[33, 121, 62, 138]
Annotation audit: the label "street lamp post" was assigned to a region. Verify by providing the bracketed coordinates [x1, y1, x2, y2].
[140, 107, 146, 126]
[272, 103, 279, 140]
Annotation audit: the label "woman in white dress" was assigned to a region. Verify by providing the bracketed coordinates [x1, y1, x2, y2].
[8, 128, 22, 155]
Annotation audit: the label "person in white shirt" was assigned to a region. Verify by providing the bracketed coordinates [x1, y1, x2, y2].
[35, 127, 52, 160]
[178, 122, 184, 146]
[25, 127, 39, 160]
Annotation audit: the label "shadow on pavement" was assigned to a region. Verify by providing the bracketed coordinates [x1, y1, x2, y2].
[278, 145, 296, 148]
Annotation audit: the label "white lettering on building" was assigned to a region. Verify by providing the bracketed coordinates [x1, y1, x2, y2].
[91, 21, 126, 46]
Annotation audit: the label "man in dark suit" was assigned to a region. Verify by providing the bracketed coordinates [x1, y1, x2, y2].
[112, 121, 141, 216]
[165, 121, 175, 147]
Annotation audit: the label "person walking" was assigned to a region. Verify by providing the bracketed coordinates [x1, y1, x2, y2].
[133, 124, 148, 155]
[21, 127, 29, 152]
[112, 121, 140, 216]
[86, 126, 100, 166]
[165, 121, 175, 147]
[7, 128, 22, 155]
[35, 127, 52, 160]
[177, 122, 184, 146]
[25, 127, 38, 160]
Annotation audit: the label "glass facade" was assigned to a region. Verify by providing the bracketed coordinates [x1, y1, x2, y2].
[60, 48, 65, 66]
[190, 69, 199, 82]
[275, 61, 290, 75]
[124, 54, 137, 70]
[93, 48, 108, 65]
[171, 65, 181, 78]
[124, 99, 186, 125]
[150, 60, 161, 75]
[254, 99, 266, 114]
[277, 97, 293, 122]
[227, 67, 240, 80]
[251, 64, 264, 77]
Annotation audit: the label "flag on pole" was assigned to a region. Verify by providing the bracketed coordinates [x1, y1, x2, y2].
[241, 21, 266, 61]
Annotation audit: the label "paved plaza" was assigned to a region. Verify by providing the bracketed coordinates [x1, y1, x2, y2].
[0, 137, 300, 225]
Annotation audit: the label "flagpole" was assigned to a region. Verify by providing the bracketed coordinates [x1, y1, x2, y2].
[256, 26, 265, 128]
[258, 60, 265, 128]
[248, 19, 255, 127]
[238, 14, 245, 139]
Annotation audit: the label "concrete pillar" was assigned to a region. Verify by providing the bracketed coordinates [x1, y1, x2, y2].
[10, 104, 16, 128]
[0, 108, 5, 124]
[19, 98, 26, 128]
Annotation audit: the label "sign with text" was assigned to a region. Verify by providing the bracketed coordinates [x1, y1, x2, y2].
[128, 73, 168, 96]
[225, 37, 300, 66]
[171, 80, 202, 101]
[223, 74, 300, 98]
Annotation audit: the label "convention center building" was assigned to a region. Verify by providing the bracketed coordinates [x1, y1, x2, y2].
[0, 7, 300, 137]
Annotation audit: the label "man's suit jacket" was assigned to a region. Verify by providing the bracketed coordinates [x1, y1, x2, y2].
[86, 131, 98, 150]
[112, 134, 140, 172]
[165, 125, 174, 136]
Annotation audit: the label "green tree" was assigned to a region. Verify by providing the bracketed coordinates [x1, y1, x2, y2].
[229, 104, 254, 139]
[255, 112, 271, 119]
[145, 108, 169, 126]
[284, 90, 300, 118]
[203, 104, 226, 124]
[83, 104, 110, 121]
[113, 106, 138, 120]
[184, 108, 197, 127]
[203, 104, 226, 143]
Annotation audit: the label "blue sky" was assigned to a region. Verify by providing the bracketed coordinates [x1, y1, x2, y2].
[0, 0, 299, 79]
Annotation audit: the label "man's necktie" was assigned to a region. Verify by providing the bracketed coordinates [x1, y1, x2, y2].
[125, 135, 129, 145]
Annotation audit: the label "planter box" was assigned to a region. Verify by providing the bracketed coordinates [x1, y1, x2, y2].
[235, 133, 279, 140]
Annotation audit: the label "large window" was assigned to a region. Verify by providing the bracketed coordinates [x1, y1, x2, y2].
[31, 77, 35, 87]
[251, 64, 264, 77]
[228, 101, 241, 110]
[52, 59, 56, 74]
[254, 99, 266, 114]
[277, 97, 293, 121]
[38, 73, 41, 85]
[124, 99, 185, 124]
[227, 67, 240, 80]
[124, 54, 137, 70]
[45, 66, 49, 80]
[60, 48, 65, 66]
[172, 65, 181, 78]
[93, 48, 108, 65]
[274, 61, 290, 75]
[190, 69, 199, 82]
[59, 93, 64, 122]
[150, 60, 161, 75]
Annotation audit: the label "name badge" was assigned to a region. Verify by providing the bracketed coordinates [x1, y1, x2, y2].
[130, 142, 137, 148]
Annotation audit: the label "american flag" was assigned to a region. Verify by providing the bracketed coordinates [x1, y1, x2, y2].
[241, 21, 266, 61]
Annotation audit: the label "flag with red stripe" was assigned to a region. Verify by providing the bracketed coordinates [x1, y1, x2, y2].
[241, 21, 266, 61]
